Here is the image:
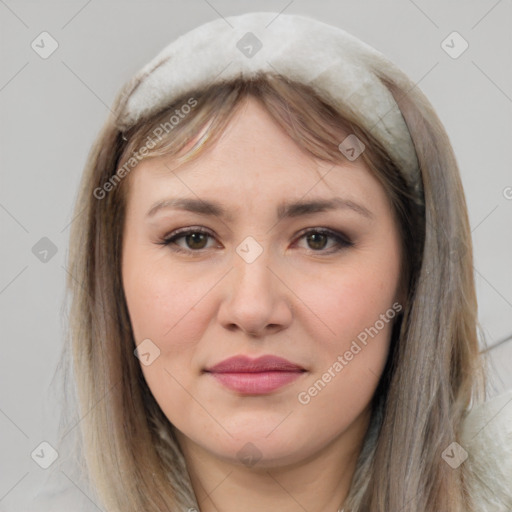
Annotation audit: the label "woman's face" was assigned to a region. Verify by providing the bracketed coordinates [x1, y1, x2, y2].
[122, 97, 403, 468]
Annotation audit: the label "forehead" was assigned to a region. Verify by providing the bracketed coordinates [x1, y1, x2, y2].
[124, 97, 387, 215]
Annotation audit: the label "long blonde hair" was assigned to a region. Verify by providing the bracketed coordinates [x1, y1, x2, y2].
[63, 71, 486, 511]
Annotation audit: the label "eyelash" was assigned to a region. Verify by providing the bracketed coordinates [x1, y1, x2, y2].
[157, 226, 354, 255]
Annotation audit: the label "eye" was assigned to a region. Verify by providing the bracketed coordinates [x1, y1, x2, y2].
[158, 227, 217, 253]
[294, 228, 353, 253]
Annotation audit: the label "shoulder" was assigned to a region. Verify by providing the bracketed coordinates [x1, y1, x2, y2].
[460, 388, 512, 511]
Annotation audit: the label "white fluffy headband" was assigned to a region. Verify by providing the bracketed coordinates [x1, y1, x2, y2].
[117, 11, 422, 200]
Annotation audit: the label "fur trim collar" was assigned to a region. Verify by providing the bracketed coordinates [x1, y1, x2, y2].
[460, 389, 512, 510]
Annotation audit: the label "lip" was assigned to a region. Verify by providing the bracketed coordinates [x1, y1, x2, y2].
[204, 355, 306, 394]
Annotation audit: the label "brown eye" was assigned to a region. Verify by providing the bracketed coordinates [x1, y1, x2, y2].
[159, 227, 216, 253]
[183, 232, 209, 250]
[305, 232, 329, 251]
[297, 229, 353, 253]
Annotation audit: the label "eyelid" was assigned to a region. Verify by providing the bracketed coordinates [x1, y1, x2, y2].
[294, 226, 353, 245]
[162, 226, 213, 240]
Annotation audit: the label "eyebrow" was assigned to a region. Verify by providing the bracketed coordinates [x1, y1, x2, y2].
[146, 196, 374, 221]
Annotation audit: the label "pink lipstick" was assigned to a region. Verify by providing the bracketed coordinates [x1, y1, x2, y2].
[204, 355, 306, 394]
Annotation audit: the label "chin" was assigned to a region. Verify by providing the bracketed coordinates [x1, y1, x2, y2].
[195, 421, 326, 469]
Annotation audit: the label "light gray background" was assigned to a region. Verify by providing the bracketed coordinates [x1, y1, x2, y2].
[1, 0, 511, 509]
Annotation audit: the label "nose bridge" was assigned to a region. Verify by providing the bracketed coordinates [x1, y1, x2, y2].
[232, 234, 276, 302]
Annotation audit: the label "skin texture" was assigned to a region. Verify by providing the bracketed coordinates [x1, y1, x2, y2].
[121, 97, 404, 512]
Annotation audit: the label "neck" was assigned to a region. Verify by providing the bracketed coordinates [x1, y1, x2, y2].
[175, 411, 370, 512]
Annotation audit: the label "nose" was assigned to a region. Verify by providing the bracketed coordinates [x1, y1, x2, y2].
[216, 243, 293, 338]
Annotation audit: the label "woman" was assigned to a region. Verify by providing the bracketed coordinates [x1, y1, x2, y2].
[35, 11, 512, 512]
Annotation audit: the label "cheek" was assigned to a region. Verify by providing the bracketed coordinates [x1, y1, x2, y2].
[123, 259, 212, 348]
[294, 275, 396, 426]
[296, 258, 400, 345]
[122, 256, 210, 423]
[291, 247, 400, 412]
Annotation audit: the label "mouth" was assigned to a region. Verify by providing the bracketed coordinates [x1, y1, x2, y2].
[204, 355, 307, 395]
